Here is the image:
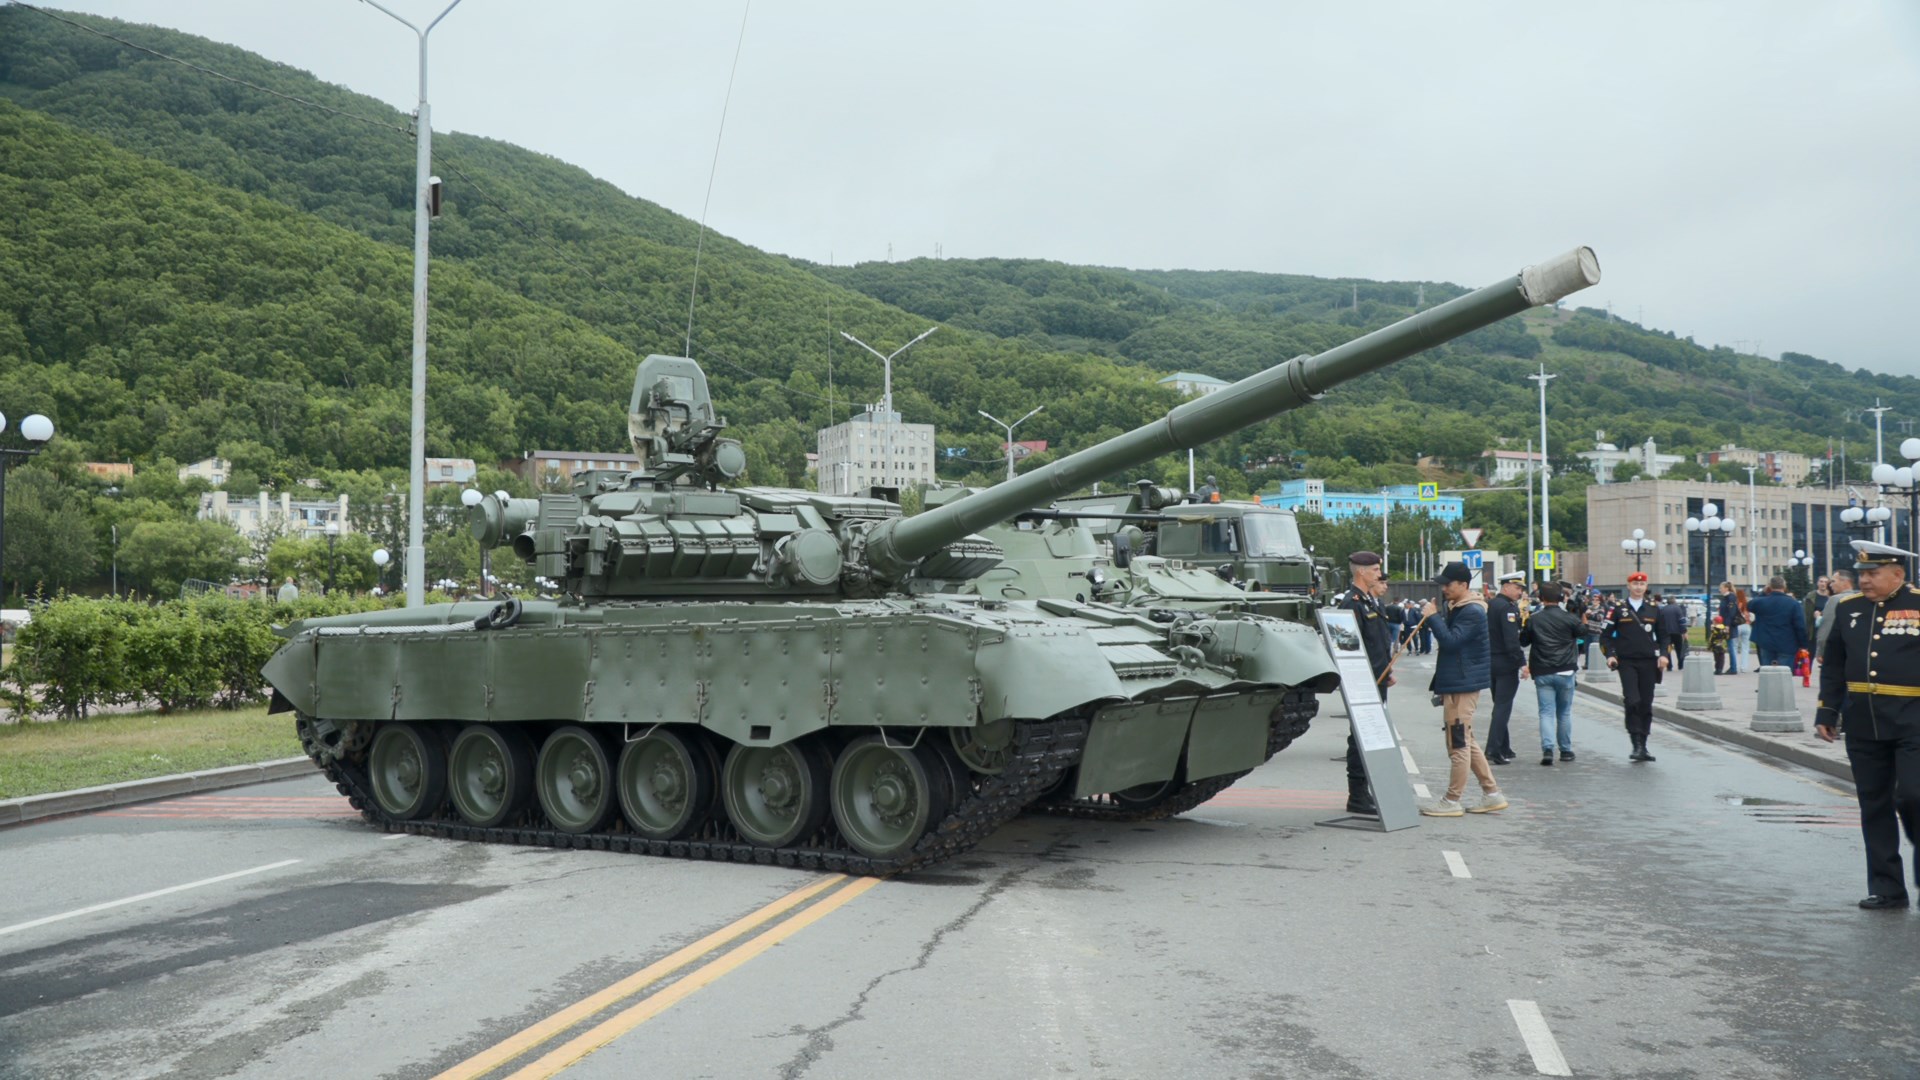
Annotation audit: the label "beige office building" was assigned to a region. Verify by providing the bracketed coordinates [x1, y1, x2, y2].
[1586, 479, 1890, 592]
[816, 408, 936, 496]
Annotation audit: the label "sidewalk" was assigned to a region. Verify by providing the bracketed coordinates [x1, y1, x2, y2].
[1573, 657, 1851, 783]
[0, 757, 318, 827]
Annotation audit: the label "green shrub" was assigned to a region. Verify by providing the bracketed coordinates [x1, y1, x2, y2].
[5, 592, 401, 718]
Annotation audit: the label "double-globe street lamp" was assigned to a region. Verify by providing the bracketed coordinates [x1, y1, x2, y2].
[1869, 437, 1920, 574]
[0, 410, 56, 603]
[1684, 502, 1738, 586]
[1620, 528, 1657, 576]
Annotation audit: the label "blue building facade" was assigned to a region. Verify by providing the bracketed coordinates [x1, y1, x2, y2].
[1259, 479, 1462, 523]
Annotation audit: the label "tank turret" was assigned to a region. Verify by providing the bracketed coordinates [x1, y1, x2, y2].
[474, 247, 1599, 599]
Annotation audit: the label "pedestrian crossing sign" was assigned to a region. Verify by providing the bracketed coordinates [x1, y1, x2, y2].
[1535, 549, 1556, 571]
[1417, 482, 1437, 501]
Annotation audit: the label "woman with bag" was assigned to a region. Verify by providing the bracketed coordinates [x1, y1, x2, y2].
[1717, 581, 1747, 674]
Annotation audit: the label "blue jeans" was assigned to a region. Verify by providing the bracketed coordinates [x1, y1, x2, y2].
[1758, 647, 1796, 668]
[1535, 673, 1576, 753]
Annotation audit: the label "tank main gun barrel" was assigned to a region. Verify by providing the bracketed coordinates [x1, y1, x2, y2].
[864, 246, 1600, 580]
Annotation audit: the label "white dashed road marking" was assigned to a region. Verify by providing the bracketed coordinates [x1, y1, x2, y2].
[1507, 999, 1573, 1075]
[1442, 850, 1472, 878]
[0, 858, 302, 937]
[1400, 746, 1420, 774]
[1412, 783, 1431, 799]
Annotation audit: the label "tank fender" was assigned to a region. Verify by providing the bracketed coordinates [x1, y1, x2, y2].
[1197, 617, 1339, 695]
[261, 630, 319, 716]
[974, 626, 1127, 719]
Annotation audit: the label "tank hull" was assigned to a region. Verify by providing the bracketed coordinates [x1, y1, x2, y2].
[267, 597, 1332, 873]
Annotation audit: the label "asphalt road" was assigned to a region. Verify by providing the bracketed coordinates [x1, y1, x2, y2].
[3, 662, 1915, 1080]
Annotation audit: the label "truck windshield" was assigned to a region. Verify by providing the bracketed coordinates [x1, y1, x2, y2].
[1240, 513, 1306, 558]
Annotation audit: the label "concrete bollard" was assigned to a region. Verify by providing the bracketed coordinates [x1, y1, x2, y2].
[1750, 666, 1805, 731]
[1676, 653, 1725, 711]
[1582, 642, 1610, 685]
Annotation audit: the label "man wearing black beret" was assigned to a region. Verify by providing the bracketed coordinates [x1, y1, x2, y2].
[1337, 551, 1395, 815]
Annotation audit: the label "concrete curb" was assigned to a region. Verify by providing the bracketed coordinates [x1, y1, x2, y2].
[1573, 680, 1851, 784]
[0, 757, 320, 828]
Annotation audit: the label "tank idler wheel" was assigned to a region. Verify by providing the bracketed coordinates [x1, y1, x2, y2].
[367, 722, 449, 821]
[537, 726, 619, 834]
[722, 739, 831, 848]
[830, 735, 952, 860]
[618, 728, 718, 841]
[948, 716, 1017, 775]
[448, 724, 535, 828]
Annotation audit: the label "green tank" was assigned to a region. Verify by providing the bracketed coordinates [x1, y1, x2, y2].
[263, 246, 1599, 873]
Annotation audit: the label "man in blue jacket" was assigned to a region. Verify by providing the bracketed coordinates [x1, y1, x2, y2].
[1417, 562, 1507, 817]
[1748, 576, 1810, 669]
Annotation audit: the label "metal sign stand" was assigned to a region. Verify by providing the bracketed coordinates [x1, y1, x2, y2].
[1313, 609, 1420, 832]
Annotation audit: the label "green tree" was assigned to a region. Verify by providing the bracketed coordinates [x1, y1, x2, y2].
[118, 518, 246, 596]
[1, 465, 97, 599]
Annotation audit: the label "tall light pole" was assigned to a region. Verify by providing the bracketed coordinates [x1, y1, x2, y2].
[461, 487, 488, 596]
[1525, 437, 1535, 576]
[1871, 439, 1920, 575]
[978, 406, 1043, 483]
[361, 0, 464, 608]
[324, 520, 340, 596]
[1620, 529, 1656, 577]
[1744, 465, 1758, 587]
[841, 327, 936, 495]
[0, 410, 55, 604]
[1527, 365, 1555, 581]
[1685, 503, 1737, 586]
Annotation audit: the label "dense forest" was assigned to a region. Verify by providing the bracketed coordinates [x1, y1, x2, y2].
[2, 6, 1915, 599]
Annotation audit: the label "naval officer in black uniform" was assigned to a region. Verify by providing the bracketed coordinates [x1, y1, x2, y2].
[1815, 540, 1920, 910]
[1338, 551, 1396, 815]
[1601, 570, 1668, 761]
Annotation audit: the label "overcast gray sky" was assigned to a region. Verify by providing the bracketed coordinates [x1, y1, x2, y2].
[45, 1, 1920, 379]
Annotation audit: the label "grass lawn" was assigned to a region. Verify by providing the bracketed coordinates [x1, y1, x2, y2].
[0, 703, 302, 800]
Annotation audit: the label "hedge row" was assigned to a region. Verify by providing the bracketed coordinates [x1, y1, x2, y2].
[5, 593, 399, 719]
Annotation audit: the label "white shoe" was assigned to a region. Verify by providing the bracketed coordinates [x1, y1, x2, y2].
[1467, 792, 1509, 814]
[1420, 798, 1465, 817]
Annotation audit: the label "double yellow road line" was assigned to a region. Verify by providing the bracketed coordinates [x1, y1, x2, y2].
[435, 873, 882, 1080]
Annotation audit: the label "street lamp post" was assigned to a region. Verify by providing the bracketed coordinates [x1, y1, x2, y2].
[840, 327, 937, 494]
[111, 524, 118, 596]
[323, 520, 340, 596]
[1744, 465, 1759, 589]
[360, 0, 465, 609]
[1526, 365, 1555, 581]
[1871, 437, 1920, 575]
[461, 487, 488, 596]
[1620, 528, 1657, 577]
[978, 406, 1043, 483]
[0, 410, 56, 604]
[1685, 502, 1738, 587]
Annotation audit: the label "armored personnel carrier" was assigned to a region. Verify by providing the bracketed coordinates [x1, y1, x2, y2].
[264, 246, 1598, 874]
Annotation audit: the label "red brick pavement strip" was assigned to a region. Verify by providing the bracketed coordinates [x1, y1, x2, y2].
[98, 794, 359, 821]
[0, 757, 320, 828]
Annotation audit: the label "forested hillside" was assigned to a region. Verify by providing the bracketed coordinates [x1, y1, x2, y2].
[3, 5, 1916, 598]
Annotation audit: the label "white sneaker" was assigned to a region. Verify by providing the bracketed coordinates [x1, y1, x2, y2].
[1420, 798, 1465, 817]
[1467, 792, 1509, 814]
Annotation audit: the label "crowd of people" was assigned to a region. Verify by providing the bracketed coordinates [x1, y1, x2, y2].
[1333, 542, 1919, 912]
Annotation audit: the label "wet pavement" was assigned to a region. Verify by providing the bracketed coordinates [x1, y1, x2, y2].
[2, 672, 1914, 1079]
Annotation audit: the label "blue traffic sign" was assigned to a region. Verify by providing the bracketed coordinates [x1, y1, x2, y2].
[1461, 549, 1484, 570]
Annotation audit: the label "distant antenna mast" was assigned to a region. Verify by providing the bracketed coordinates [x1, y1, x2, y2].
[683, 1, 754, 357]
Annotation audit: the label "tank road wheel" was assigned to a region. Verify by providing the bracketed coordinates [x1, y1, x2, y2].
[948, 716, 1017, 775]
[367, 723, 448, 821]
[722, 740, 831, 847]
[536, 726, 619, 834]
[830, 736, 952, 860]
[448, 724, 535, 828]
[617, 728, 718, 841]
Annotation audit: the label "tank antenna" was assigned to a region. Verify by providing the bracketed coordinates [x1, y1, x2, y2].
[684, 1, 753, 357]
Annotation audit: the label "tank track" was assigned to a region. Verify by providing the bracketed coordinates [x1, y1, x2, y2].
[301, 715, 1087, 877]
[1034, 690, 1318, 822]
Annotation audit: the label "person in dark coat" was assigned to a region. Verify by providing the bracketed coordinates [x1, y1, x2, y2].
[1815, 541, 1920, 910]
[1483, 572, 1528, 764]
[1417, 562, 1505, 817]
[1521, 580, 1584, 763]
[1748, 576, 1810, 668]
[1336, 551, 1396, 815]
[1657, 594, 1689, 669]
[1717, 581, 1746, 673]
[1602, 571, 1669, 761]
